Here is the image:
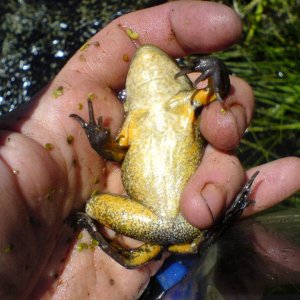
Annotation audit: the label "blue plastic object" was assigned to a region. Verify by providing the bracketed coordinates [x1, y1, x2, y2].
[156, 261, 188, 291]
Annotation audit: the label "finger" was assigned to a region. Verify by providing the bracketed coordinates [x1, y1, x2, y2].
[200, 76, 255, 151]
[244, 157, 300, 216]
[62, 1, 242, 89]
[187, 75, 255, 151]
[180, 145, 245, 228]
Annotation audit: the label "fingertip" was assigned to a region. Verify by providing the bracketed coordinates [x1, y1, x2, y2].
[244, 157, 300, 216]
[200, 77, 255, 151]
[170, 1, 243, 53]
[200, 101, 241, 150]
[181, 182, 227, 228]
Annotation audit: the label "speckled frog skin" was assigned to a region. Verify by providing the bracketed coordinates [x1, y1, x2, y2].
[70, 44, 252, 268]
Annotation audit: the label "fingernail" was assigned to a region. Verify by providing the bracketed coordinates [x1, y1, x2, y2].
[200, 183, 226, 223]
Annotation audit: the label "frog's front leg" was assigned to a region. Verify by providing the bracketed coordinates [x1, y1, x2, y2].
[69, 99, 127, 162]
[72, 212, 163, 269]
[175, 57, 231, 102]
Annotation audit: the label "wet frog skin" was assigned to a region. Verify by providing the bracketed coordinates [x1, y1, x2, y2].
[70, 44, 257, 268]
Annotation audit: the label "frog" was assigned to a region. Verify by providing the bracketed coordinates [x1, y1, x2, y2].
[69, 44, 258, 269]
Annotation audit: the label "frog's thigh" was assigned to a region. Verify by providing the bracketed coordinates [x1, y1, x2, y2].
[168, 233, 204, 254]
[87, 193, 168, 240]
[86, 194, 163, 238]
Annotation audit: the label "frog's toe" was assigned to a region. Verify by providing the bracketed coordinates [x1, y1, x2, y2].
[70, 99, 109, 137]
[68, 113, 87, 127]
[192, 68, 213, 89]
[215, 92, 224, 103]
[174, 66, 193, 79]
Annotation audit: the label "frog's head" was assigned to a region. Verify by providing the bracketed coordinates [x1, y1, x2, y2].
[124, 44, 193, 111]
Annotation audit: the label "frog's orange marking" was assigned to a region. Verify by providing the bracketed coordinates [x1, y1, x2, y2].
[118, 135, 128, 147]
[168, 243, 196, 254]
[181, 104, 194, 122]
[168, 232, 204, 254]
[118, 117, 130, 147]
[117, 110, 147, 147]
[102, 137, 127, 162]
[170, 97, 195, 122]
[168, 91, 196, 123]
[192, 89, 217, 106]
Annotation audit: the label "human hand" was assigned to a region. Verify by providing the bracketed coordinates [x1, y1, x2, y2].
[0, 1, 299, 299]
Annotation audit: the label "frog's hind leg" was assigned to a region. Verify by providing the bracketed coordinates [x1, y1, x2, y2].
[72, 212, 163, 269]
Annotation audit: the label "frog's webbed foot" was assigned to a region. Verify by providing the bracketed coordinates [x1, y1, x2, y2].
[69, 99, 127, 162]
[199, 171, 259, 253]
[175, 57, 231, 102]
[70, 212, 163, 269]
[69, 99, 110, 152]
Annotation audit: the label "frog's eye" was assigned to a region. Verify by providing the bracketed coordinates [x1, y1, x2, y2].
[118, 89, 127, 103]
